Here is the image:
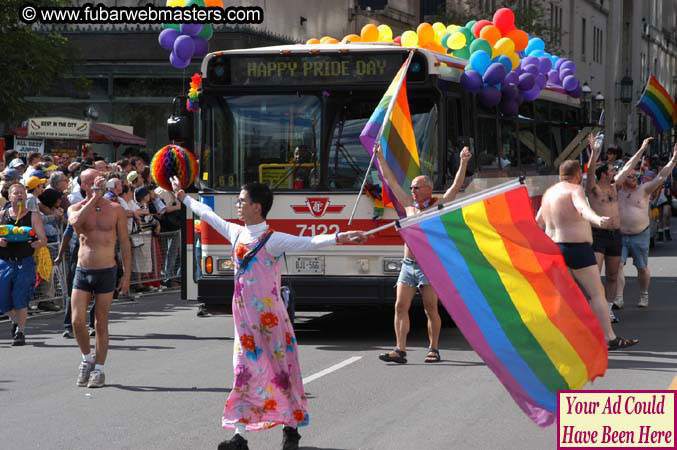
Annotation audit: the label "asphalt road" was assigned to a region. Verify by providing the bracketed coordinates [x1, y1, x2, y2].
[2, 233, 677, 450]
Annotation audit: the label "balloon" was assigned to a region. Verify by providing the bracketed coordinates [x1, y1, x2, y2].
[460, 70, 483, 92]
[529, 50, 545, 58]
[448, 31, 467, 50]
[432, 22, 447, 35]
[469, 50, 491, 75]
[559, 68, 574, 80]
[180, 23, 202, 37]
[193, 37, 209, 57]
[547, 70, 560, 85]
[493, 37, 515, 56]
[401, 30, 418, 47]
[469, 38, 492, 55]
[493, 8, 516, 34]
[320, 36, 338, 44]
[185, 0, 205, 6]
[479, 25, 501, 47]
[501, 83, 519, 100]
[555, 58, 567, 71]
[361, 24, 379, 42]
[504, 71, 520, 86]
[162, 23, 180, 30]
[518, 73, 535, 91]
[167, 0, 184, 6]
[483, 62, 507, 85]
[458, 27, 473, 43]
[341, 34, 361, 43]
[417, 23, 434, 46]
[472, 19, 493, 38]
[535, 73, 547, 89]
[465, 20, 477, 30]
[538, 56, 552, 74]
[523, 85, 541, 101]
[561, 60, 577, 74]
[562, 75, 579, 92]
[440, 33, 451, 48]
[479, 86, 501, 108]
[528, 37, 545, 52]
[393, 36, 401, 45]
[506, 29, 528, 51]
[204, 0, 223, 6]
[551, 55, 560, 67]
[174, 35, 195, 60]
[306, 38, 320, 45]
[523, 64, 539, 75]
[377, 24, 393, 42]
[197, 23, 213, 40]
[507, 52, 520, 70]
[521, 55, 538, 68]
[447, 24, 460, 34]
[499, 97, 519, 116]
[569, 84, 582, 98]
[496, 55, 512, 74]
[453, 47, 471, 59]
[170, 51, 190, 69]
[158, 28, 180, 51]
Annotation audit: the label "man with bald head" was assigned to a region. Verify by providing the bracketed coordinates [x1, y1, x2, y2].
[376, 145, 472, 364]
[68, 169, 131, 388]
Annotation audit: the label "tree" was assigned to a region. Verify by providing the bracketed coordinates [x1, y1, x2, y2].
[0, 0, 77, 126]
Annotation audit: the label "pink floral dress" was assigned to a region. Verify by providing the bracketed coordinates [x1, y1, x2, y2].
[223, 234, 309, 431]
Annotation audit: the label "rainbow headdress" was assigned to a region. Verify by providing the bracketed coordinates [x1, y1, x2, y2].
[151, 144, 199, 191]
[359, 51, 420, 216]
[637, 75, 677, 133]
[396, 181, 608, 427]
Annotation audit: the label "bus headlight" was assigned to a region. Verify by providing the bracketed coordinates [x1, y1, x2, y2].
[383, 258, 402, 273]
[217, 258, 234, 272]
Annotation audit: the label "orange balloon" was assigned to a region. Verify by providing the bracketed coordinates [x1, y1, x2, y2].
[479, 25, 501, 47]
[423, 42, 446, 54]
[306, 38, 320, 45]
[361, 24, 379, 42]
[320, 36, 338, 44]
[506, 29, 528, 52]
[204, 0, 224, 6]
[342, 34, 361, 43]
[417, 22, 435, 46]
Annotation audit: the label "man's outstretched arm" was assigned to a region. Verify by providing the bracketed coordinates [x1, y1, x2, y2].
[615, 137, 653, 185]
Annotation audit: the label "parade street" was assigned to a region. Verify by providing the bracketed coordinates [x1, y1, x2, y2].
[2, 233, 677, 450]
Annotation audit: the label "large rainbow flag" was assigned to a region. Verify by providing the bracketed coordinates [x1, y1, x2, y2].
[360, 51, 420, 216]
[637, 75, 677, 132]
[397, 181, 608, 426]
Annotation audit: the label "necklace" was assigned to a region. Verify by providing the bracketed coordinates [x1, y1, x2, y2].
[95, 206, 101, 212]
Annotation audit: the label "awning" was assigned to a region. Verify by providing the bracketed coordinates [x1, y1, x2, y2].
[8, 121, 146, 146]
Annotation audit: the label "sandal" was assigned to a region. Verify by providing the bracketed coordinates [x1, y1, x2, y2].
[378, 349, 407, 364]
[608, 337, 639, 350]
[424, 348, 441, 363]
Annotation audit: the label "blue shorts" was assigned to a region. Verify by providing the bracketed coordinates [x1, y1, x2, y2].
[0, 256, 36, 313]
[397, 258, 430, 288]
[622, 227, 650, 270]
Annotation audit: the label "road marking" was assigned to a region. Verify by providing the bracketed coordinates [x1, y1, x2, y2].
[669, 376, 677, 390]
[303, 356, 362, 385]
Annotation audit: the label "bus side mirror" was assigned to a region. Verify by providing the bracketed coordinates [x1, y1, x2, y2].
[168, 95, 193, 146]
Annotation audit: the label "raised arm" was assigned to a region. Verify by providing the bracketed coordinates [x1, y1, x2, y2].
[441, 147, 472, 203]
[641, 144, 677, 195]
[615, 137, 653, 185]
[585, 134, 601, 195]
[374, 143, 413, 208]
[68, 176, 105, 230]
[571, 186, 610, 228]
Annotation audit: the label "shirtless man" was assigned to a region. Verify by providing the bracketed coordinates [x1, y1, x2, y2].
[68, 169, 131, 388]
[585, 136, 652, 321]
[537, 160, 638, 350]
[376, 145, 472, 364]
[618, 143, 677, 308]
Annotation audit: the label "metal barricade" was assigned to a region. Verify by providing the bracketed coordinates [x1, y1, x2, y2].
[30, 240, 68, 310]
[129, 230, 181, 291]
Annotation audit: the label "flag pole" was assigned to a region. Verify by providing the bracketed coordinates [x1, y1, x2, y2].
[347, 50, 415, 225]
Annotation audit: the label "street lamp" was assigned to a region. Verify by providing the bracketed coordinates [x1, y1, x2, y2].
[594, 92, 605, 110]
[582, 82, 592, 123]
[620, 76, 633, 104]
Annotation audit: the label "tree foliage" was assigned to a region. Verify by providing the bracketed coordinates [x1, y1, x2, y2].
[0, 0, 77, 126]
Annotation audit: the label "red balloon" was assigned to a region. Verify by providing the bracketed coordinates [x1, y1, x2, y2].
[472, 19, 493, 38]
[493, 8, 515, 35]
[393, 35, 402, 46]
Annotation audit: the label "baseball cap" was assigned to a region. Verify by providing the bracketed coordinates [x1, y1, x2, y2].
[134, 185, 150, 202]
[2, 169, 20, 181]
[32, 169, 48, 179]
[26, 175, 47, 190]
[127, 170, 139, 183]
[45, 164, 58, 172]
[9, 158, 25, 169]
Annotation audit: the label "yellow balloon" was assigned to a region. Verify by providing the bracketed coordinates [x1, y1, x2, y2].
[167, 0, 184, 6]
[377, 24, 393, 42]
[508, 52, 520, 69]
[401, 30, 419, 47]
[447, 24, 460, 34]
[342, 34, 361, 43]
[448, 31, 466, 50]
[432, 22, 447, 35]
[435, 30, 446, 44]
[320, 36, 338, 44]
[493, 37, 515, 56]
[306, 38, 320, 45]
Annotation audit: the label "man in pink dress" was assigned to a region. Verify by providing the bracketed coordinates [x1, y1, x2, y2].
[171, 177, 368, 450]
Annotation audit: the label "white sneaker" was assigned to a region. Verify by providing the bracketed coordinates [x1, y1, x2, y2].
[613, 296, 624, 309]
[638, 292, 649, 308]
[76, 361, 95, 387]
[87, 369, 105, 388]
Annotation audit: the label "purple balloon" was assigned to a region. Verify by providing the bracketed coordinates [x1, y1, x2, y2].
[180, 23, 203, 37]
[501, 83, 519, 100]
[559, 68, 573, 80]
[193, 37, 209, 57]
[499, 97, 519, 116]
[483, 63, 507, 85]
[536, 73, 547, 89]
[523, 85, 541, 101]
[460, 70, 483, 92]
[555, 58, 567, 71]
[174, 35, 195, 61]
[538, 57, 552, 74]
[560, 60, 576, 74]
[547, 70, 560, 85]
[569, 84, 582, 98]
[478, 86, 501, 108]
[158, 28, 180, 51]
[524, 64, 539, 76]
[562, 75, 579, 92]
[518, 73, 535, 91]
[521, 55, 539, 68]
[170, 51, 190, 69]
[504, 70, 520, 86]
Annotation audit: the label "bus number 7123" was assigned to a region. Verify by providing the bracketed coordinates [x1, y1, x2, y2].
[296, 224, 341, 236]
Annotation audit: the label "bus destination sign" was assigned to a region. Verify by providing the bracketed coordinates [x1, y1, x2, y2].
[227, 53, 409, 86]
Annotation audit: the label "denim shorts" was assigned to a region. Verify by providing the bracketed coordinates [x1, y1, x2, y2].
[396, 258, 430, 288]
[621, 227, 650, 270]
[0, 256, 36, 313]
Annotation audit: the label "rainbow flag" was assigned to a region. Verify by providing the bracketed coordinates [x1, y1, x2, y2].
[637, 75, 677, 132]
[360, 51, 420, 216]
[397, 182, 608, 426]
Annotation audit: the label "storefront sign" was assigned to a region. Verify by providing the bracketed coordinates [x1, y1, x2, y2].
[15, 138, 45, 155]
[27, 117, 90, 140]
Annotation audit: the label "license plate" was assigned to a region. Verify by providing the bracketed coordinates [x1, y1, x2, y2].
[293, 256, 324, 274]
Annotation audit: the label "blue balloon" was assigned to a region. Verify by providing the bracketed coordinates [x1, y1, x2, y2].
[529, 49, 545, 57]
[460, 70, 483, 92]
[529, 37, 545, 52]
[483, 62, 507, 85]
[469, 50, 491, 76]
[551, 55, 560, 66]
[496, 55, 512, 74]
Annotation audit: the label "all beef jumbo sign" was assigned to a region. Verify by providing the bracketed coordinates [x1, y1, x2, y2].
[27, 117, 90, 140]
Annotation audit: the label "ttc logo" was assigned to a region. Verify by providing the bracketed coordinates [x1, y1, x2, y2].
[291, 197, 345, 217]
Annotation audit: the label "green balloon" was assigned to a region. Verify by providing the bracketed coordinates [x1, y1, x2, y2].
[185, 0, 206, 6]
[458, 27, 473, 43]
[454, 46, 471, 60]
[162, 23, 180, 30]
[198, 23, 213, 40]
[440, 33, 451, 48]
[465, 20, 477, 30]
[469, 38, 491, 55]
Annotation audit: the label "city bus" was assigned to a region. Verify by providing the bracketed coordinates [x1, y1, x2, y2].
[176, 43, 590, 312]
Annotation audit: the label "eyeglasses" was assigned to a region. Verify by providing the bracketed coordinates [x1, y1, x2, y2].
[235, 198, 249, 206]
[410, 185, 428, 191]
